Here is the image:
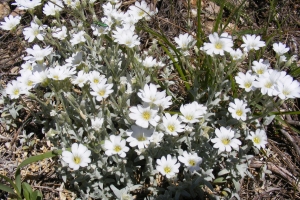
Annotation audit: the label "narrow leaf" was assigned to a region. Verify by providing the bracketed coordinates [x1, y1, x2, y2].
[22, 183, 31, 200]
[0, 183, 16, 195]
[17, 150, 62, 170]
[0, 174, 20, 197]
[15, 169, 21, 198]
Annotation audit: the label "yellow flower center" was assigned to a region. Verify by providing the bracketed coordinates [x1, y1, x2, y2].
[138, 11, 144, 17]
[186, 115, 193, 120]
[244, 82, 251, 88]
[142, 111, 151, 120]
[236, 109, 243, 116]
[164, 166, 171, 173]
[283, 90, 290, 96]
[98, 90, 105, 96]
[168, 125, 175, 132]
[222, 138, 230, 145]
[125, 40, 132, 45]
[257, 69, 264, 75]
[27, 81, 33, 86]
[13, 89, 20, 95]
[215, 42, 223, 49]
[114, 145, 122, 152]
[53, 75, 59, 80]
[93, 79, 99, 84]
[137, 135, 146, 141]
[188, 159, 196, 166]
[34, 29, 39, 36]
[264, 82, 272, 88]
[73, 156, 81, 164]
[253, 136, 260, 144]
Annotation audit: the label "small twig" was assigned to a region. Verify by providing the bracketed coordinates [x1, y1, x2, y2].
[32, 185, 60, 193]
[250, 160, 300, 191]
[0, 53, 23, 68]
[10, 113, 31, 148]
[286, 120, 300, 126]
[280, 129, 300, 159]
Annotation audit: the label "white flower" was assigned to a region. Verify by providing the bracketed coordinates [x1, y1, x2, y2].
[180, 102, 207, 123]
[63, 0, 72, 7]
[276, 75, 300, 99]
[65, 52, 83, 67]
[246, 129, 268, 149]
[70, 31, 86, 46]
[112, 29, 140, 48]
[0, 15, 21, 31]
[24, 45, 53, 63]
[5, 80, 27, 99]
[230, 48, 243, 60]
[273, 42, 289, 56]
[88, 71, 105, 85]
[149, 131, 164, 146]
[279, 55, 287, 63]
[43, 2, 63, 16]
[52, 26, 68, 40]
[142, 56, 157, 68]
[126, 125, 153, 149]
[178, 151, 202, 173]
[137, 83, 167, 105]
[31, 70, 48, 86]
[12, 0, 41, 10]
[91, 117, 104, 130]
[156, 154, 180, 178]
[90, 79, 114, 101]
[174, 33, 195, 50]
[104, 135, 129, 158]
[23, 22, 46, 42]
[100, 17, 114, 31]
[102, 1, 121, 19]
[192, 101, 207, 114]
[241, 34, 265, 52]
[47, 65, 76, 81]
[253, 69, 280, 96]
[129, 105, 160, 128]
[127, 0, 156, 21]
[211, 127, 241, 154]
[200, 32, 233, 56]
[122, 13, 139, 27]
[156, 96, 172, 110]
[17, 71, 35, 90]
[50, 110, 57, 116]
[72, 70, 88, 87]
[162, 113, 185, 136]
[91, 24, 108, 36]
[235, 71, 256, 92]
[252, 59, 269, 76]
[228, 99, 250, 121]
[20, 61, 34, 74]
[62, 143, 91, 170]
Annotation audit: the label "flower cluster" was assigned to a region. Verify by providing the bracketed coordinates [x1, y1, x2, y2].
[1, 0, 299, 199]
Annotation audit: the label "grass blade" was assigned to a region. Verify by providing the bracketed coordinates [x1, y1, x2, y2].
[0, 183, 17, 195]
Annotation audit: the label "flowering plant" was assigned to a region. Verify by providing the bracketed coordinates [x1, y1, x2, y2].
[1, 0, 299, 199]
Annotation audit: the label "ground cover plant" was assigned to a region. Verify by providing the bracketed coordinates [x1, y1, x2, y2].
[0, 0, 300, 199]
